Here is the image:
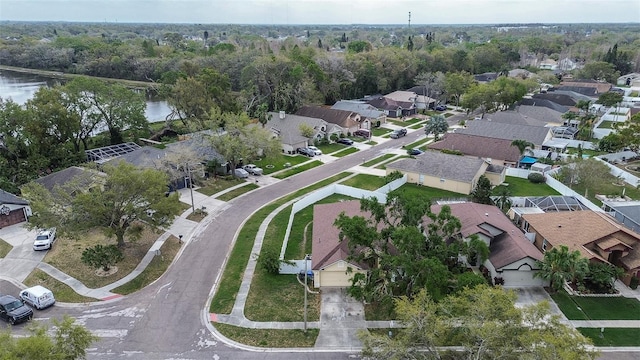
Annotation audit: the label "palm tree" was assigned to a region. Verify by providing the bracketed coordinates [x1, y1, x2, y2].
[511, 139, 534, 168]
[535, 245, 589, 292]
[493, 186, 512, 212]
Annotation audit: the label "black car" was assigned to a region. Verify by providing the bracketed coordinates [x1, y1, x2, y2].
[336, 138, 354, 145]
[407, 148, 424, 156]
[0, 295, 33, 325]
[390, 128, 407, 139]
[296, 147, 315, 157]
[435, 104, 447, 111]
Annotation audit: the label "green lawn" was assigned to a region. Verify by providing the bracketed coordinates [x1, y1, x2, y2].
[373, 128, 392, 136]
[210, 172, 352, 314]
[340, 173, 387, 190]
[362, 154, 396, 167]
[550, 290, 640, 320]
[214, 323, 319, 347]
[404, 138, 432, 150]
[492, 176, 560, 197]
[596, 121, 617, 129]
[375, 155, 409, 169]
[366, 141, 378, 145]
[579, 328, 640, 346]
[196, 177, 245, 196]
[254, 154, 310, 175]
[570, 179, 640, 206]
[273, 160, 323, 179]
[396, 183, 469, 202]
[332, 147, 359, 158]
[409, 124, 424, 129]
[23, 269, 97, 303]
[216, 183, 259, 201]
[0, 238, 11, 258]
[565, 148, 608, 157]
[316, 142, 353, 154]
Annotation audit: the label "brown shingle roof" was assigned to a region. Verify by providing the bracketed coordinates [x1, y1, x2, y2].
[295, 105, 359, 129]
[428, 133, 521, 163]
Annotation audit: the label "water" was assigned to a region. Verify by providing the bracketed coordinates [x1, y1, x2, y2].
[0, 70, 172, 123]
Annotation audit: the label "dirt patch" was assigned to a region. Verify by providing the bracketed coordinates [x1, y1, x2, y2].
[95, 266, 118, 277]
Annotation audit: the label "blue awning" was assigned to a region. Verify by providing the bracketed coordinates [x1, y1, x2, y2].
[519, 156, 537, 164]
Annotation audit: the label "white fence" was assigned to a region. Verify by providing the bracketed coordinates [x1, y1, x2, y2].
[278, 175, 407, 272]
[595, 157, 640, 188]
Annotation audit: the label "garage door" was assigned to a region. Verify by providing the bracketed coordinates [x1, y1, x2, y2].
[501, 270, 546, 287]
[0, 209, 26, 228]
[319, 271, 352, 287]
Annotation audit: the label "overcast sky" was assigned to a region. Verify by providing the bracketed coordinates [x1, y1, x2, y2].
[1, 0, 639, 24]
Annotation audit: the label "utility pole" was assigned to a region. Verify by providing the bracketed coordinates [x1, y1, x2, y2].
[408, 11, 411, 30]
[187, 163, 195, 213]
[303, 254, 310, 333]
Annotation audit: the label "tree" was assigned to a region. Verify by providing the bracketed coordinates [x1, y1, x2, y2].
[444, 71, 474, 107]
[573, 158, 614, 197]
[0, 315, 97, 359]
[585, 262, 623, 293]
[511, 139, 534, 167]
[81, 244, 124, 272]
[493, 186, 512, 211]
[597, 92, 623, 107]
[22, 162, 183, 248]
[470, 175, 493, 205]
[424, 114, 448, 140]
[535, 245, 589, 292]
[361, 286, 598, 360]
[299, 123, 315, 138]
[577, 61, 619, 83]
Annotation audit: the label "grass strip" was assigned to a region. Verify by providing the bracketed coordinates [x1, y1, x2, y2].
[216, 183, 259, 201]
[214, 323, 319, 347]
[362, 154, 395, 167]
[579, 328, 640, 346]
[550, 289, 640, 320]
[340, 173, 387, 190]
[273, 160, 323, 179]
[196, 177, 246, 196]
[210, 172, 352, 314]
[112, 235, 182, 295]
[332, 147, 359, 158]
[23, 269, 98, 303]
[0, 238, 11, 258]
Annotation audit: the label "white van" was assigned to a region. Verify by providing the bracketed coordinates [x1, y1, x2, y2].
[19, 286, 55, 310]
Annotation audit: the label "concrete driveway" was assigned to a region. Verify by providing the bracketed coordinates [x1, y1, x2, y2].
[0, 223, 44, 283]
[315, 287, 366, 349]
[510, 286, 568, 321]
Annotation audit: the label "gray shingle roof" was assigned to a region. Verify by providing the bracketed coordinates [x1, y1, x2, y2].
[386, 151, 486, 183]
[428, 133, 521, 163]
[456, 120, 551, 146]
[519, 99, 569, 114]
[295, 106, 359, 129]
[0, 189, 28, 205]
[266, 112, 326, 145]
[33, 166, 104, 193]
[331, 100, 385, 119]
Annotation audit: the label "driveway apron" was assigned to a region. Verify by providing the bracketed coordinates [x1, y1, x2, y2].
[315, 287, 366, 348]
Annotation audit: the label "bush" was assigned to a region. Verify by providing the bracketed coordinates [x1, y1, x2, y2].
[257, 248, 282, 275]
[631, 276, 639, 290]
[528, 172, 546, 184]
[81, 244, 123, 271]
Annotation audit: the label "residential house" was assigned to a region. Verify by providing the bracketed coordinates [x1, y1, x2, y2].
[34, 166, 106, 194]
[484, 106, 565, 127]
[311, 201, 369, 287]
[519, 98, 570, 114]
[596, 150, 638, 164]
[366, 96, 404, 118]
[531, 93, 578, 108]
[558, 80, 612, 96]
[404, 86, 439, 109]
[331, 100, 386, 129]
[557, 58, 580, 71]
[265, 111, 331, 153]
[385, 151, 505, 195]
[538, 58, 558, 70]
[473, 72, 499, 83]
[0, 190, 30, 228]
[508, 69, 533, 79]
[521, 211, 640, 286]
[455, 120, 553, 149]
[295, 105, 361, 135]
[617, 73, 640, 87]
[602, 200, 640, 234]
[428, 133, 521, 167]
[429, 203, 546, 287]
[366, 91, 418, 118]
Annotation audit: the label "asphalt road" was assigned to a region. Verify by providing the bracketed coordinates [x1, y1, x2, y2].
[3, 128, 638, 360]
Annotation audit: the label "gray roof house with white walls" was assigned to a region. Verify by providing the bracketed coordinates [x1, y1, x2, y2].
[266, 111, 335, 153]
[602, 200, 640, 234]
[456, 120, 552, 149]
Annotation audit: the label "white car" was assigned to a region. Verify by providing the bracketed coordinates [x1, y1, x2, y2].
[233, 168, 249, 178]
[33, 228, 56, 251]
[307, 146, 322, 156]
[243, 164, 263, 175]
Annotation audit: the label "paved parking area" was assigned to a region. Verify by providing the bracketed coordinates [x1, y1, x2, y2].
[315, 287, 366, 349]
[0, 223, 44, 283]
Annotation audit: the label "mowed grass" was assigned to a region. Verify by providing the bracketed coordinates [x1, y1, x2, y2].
[214, 323, 319, 347]
[216, 183, 259, 201]
[571, 179, 640, 206]
[550, 290, 640, 320]
[317, 143, 352, 154]
[23, 269, 98, 303]
[273, 160, 323, 179]
[340, 173, 387, 191]
[196, 177, 246, 196]
[373, 128, 392, 136]
[43, 226, 160, 289]
[579, 328, 640, 346]
[375, 155, 409, 169]
[112, 235, 182, 295]
[404, 138, 432, 150]
[332, 147, 359, 157]
[254, 154, 309, 175]
[492, 176, 560, 197]
[396, 183, 469, 201]
[362, 154, 396, 167]
[0, 238, 11, 258]
[210, 172, 352, 314]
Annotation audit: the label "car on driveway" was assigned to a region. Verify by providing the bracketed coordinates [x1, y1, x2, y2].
[33, 228, 56, 251]
[307, 146, 322, 156]
[407, 148, 424, 156]
[233, 168, 249, 178]
[390, 128, 407, 139]
[336, 138, 353, 145]
[354, 129, 371, 138]
[297, 147, 315, 157]
[435, 104, 447, 111]
[243, 164, 263, 175]
[0, 295, 33, 325]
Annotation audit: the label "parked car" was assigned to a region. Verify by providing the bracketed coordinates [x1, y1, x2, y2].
[307, 146, 322, 156]
[297, 147, 315, 157]
[243, 164, 263, 176]
[0, 295, 33, 325]
[336, 138, 353, 145]
[354, 129, 371, 138]
[408, 148, 424, 156]
[233, 168, 249, 178]
[33, 228, 56, 251]
[19, 286, 55, 310]
[390, 128, 407, 139]
[435, 104, 447, 111]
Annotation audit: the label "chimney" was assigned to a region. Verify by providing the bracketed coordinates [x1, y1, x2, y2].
[279, 111, 285, 120]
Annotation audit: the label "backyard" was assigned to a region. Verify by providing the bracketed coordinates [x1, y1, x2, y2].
[492, 176, 560, 197]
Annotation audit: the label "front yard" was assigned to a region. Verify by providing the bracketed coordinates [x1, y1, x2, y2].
[340, 174, 387, 190]
[196, 177, 246, 196]
[0, 238, 11, 258]
[254, 154, 309, 175]
[550, 290, 640, 320]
